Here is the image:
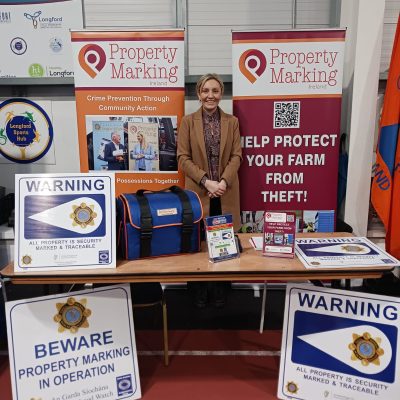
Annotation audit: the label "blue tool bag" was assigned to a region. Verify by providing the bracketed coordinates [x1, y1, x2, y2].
[117, 186, 203, 259]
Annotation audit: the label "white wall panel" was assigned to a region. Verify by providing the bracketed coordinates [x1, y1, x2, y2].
[84, 0, 176, 28]
[187, 0, 333, 75]
[296, 0, 331, 25]
[381, 0, 400, 73]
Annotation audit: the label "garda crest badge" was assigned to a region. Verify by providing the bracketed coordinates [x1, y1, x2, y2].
[348, 332, 384, 366]
[54, 297, 91, 333]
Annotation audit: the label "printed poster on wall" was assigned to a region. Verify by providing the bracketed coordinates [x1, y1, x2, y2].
[14, 173, 116, 271]
[232, 30, 345, 233]
[71, 30, 185, 195]
[0, 98, 55, 164]
[278, 283, 400, 400]
[0, 0, 83, 79]
[6, 285, 141, 400]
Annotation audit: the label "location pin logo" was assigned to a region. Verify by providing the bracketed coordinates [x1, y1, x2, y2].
[78, 44, 106, 78]
[239, 49, 267, 83]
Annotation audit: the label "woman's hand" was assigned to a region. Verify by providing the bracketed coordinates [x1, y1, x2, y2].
[205, 179, 227, 198]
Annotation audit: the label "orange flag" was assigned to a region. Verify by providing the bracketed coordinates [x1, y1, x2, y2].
[371, 14, 400, 258]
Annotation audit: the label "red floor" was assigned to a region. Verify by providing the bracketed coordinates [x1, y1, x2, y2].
[0, 330, 282, 400]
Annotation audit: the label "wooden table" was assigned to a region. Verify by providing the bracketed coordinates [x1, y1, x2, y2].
[0, 233, 393, 285]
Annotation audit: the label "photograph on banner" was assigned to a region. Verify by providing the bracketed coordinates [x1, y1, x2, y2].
[278, 283, 400, 400]
[6, 284, 141, 400]
[85, 115, 177, 172]
[0, 98, 55, 164]
[239, 209, 335, 233]
[233, 30, 346, 231]
[127, 121, 159, 171]
[0, 0, 83, 79]
[14, 173, 116, 272]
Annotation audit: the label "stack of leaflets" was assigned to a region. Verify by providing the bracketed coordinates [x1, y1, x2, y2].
[263, 211, 296, 258]
[295, 236, 400, 269]
[204, 214, 239, 263]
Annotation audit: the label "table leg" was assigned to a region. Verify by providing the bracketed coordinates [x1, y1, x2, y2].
[1, 277, 8, 303]
[259, 281, 267, 334]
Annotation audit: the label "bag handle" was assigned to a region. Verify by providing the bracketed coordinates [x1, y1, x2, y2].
[136, 186, 194, 254]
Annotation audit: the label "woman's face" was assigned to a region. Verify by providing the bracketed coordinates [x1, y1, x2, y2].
[137, 134, 143, 143]
[198, 79, 222, 114]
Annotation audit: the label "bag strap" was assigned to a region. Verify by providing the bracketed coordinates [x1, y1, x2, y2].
[135, 192, 153, 258]
[136, 186, 195, 254]
[169, 186, 194, 253]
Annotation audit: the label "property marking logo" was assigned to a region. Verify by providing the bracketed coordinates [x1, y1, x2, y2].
[78, 44, 106, 78]
[239, 49, 267, 83]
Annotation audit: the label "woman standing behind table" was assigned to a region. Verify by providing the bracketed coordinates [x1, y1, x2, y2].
[177, 73, 242, 308]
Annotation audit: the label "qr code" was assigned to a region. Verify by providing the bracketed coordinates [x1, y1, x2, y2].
[274, 101, 300, 129]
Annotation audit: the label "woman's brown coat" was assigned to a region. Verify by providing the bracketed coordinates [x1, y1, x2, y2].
[177, 107, 243, 231]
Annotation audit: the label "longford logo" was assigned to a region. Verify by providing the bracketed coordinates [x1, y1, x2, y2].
[239, 49, 267, 83]
[24, 11, 42, 29]
[79, 44, 106, 78]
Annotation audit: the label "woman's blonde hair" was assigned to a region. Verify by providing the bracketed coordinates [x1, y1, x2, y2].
[196, 73, 224, 96]
[138, 132, 148, 150]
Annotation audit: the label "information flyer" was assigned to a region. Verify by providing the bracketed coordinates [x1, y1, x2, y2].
[295, 237, 400, 268]
[14, 173, 116, 271]
[263, 211, 296, 258]
[204, 214, 239, 262]
[6, 285, 141, 400]
[278, 284, 400, 400]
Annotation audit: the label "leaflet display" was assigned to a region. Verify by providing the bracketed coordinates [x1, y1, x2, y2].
[204, 214, 239, 262]
[263, 211, 296, 258]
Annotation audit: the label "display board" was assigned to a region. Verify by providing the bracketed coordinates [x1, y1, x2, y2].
[0, 0, 83, 80]
[278, 283, 400, 400]
[232, 29, 346, 233]
[71, 30, 185, 195]
[14, 173, 116, 272]
[6, 284, 141, 400]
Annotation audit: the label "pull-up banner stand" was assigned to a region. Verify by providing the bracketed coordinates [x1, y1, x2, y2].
[71, 30, 185, 195]
[232, 30, 345, 233]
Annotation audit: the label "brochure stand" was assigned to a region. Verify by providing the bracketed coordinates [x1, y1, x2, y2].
[204, 214, 239, 263]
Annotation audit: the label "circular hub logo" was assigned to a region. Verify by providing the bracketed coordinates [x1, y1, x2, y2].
[0, 98, 53, 163]
[10, 37, 27, 55]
